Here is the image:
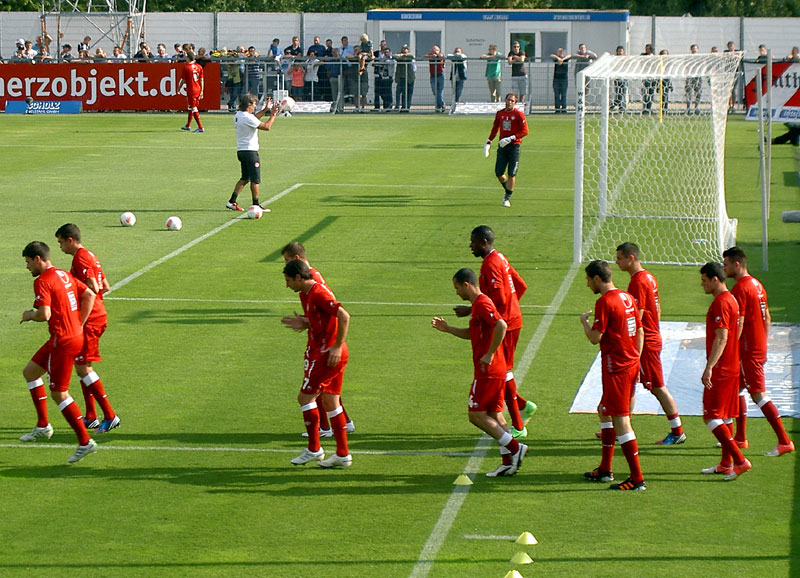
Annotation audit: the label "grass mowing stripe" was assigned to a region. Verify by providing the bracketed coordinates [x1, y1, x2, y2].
[105, 296, 551, 308]
[409, 263, 579, 578]
[303, 182, 572, 191]
[106, 183, 303, 295]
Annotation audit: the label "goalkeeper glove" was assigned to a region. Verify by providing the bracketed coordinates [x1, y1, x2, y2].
[483, 141, 491, 157]
[499, 135, 515, 148]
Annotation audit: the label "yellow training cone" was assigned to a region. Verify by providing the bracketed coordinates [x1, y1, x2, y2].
[453, 474, 473, 486]
[503, 571, 524, 578]
[510, 552, 533, 565]
[515, 531, 538, 545]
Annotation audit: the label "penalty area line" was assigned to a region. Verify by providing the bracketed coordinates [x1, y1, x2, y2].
[409, 262, 580, 578]
[106, 183, 303, 295]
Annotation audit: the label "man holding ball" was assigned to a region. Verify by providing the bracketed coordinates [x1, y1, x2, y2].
[485, 93, 528, 208]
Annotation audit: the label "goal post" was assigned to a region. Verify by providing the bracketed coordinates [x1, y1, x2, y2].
[574, 51, 743, 265]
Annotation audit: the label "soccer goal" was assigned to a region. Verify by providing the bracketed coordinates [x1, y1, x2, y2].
[574, 51, 743, 265]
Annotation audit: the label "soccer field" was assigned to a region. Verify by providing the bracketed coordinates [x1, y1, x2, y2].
[0, 112, 797, 577]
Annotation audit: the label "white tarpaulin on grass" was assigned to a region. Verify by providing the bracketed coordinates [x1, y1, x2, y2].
[570, 321, 800, 417]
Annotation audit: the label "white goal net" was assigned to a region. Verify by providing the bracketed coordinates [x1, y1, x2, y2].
[574, 51, 743, 265]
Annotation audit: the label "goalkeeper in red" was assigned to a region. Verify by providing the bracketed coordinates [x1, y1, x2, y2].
[178, 51, 205, 133]
[485, 92, 528, 207]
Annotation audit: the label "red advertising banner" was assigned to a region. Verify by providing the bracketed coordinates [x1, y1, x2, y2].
[0, 62, 220, 111]
[744, 61, 800, 121]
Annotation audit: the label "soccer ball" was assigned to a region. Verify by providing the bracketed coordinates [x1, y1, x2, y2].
[280, 96, 295, 113]
[120, 211, 136, 227]
[166, 216, 183, 231]
[247, 205, 263, 219]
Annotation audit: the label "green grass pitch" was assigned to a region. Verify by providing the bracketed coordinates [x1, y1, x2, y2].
[0, 112, 797, 577]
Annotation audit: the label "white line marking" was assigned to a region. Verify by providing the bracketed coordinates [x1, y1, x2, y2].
[462, 534, 517, 541]
[0, 443, 472, 457]
[409, 263, 580, 578]
[104, 296, 550, 308]
[106, 184, 303, 295]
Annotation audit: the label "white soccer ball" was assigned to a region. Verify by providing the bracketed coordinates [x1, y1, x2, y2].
[120, 211, 136, 227]
[247, 205, 263, 219]
[166, 216, 183, 231]
[280, 96, 295, 113]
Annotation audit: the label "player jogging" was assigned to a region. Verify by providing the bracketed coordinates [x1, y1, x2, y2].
[281, 242, 356, 439]
[581, 260, 646, 491]
[55, 224, 121, 434]
[455, 225, 537, 438]
[484, 92, 528, 207]
[19, 241, 98, 463]
[227, 94, 279, 212]
[699, 262, 752, 481]
[177, 51, 205, 133]
[433, 268, 528, 477]
[282, 259, 353, 468]
[615, 242, 684, 445]
[722, 247, 794, 457]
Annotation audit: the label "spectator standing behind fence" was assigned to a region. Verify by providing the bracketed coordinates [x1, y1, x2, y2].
[269, 39, 281, 59]
[196, 47, 211, 68]
[173, 43, 186, 61]
[246, 47, 263, 99]
[60, 44, 74, 63]
[641, 44, 656, 115]
[328, 48, 345, 112]
[358, 34, 373, 75]
[154, 43, 169, 61]
[482, 45, 503, 103]
[110, 46, 126, 60]
[507, 41, 527, 104]
[428, 45, 446, 112]
[787, 46, 800, 62]
[340, 36, 355, 102]
[724, 41, 741, 112]
[448, 48, 467, 105]
[611, 46, 627, 113]
[305, 56, 320, 100]
[94, 48, 107, 63]
[573, 44, 597, 77]
[394, 45, 415, 113]
[290, 58, 305, 101]
[288, 37, 302, 57]
[374, 47, 395, 111]
[78, 36, 91, 54]
[658, 49, 673, 113]
[134, 42, 152, 61]
[685, 44, 702, 114]
[756, 44, 768, 63]
[551, 47, 570, 113]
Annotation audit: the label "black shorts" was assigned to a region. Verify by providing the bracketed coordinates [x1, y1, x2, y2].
[237, 150, 261, 184]
[495, 144, 520, 177]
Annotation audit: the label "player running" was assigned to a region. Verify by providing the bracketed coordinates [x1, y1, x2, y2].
[433, 268, 527, 477]
[177, 51, 205, 133]
[55, 224, 121, 434]
[455, 225, 537, 438]
[19, 241, 98, 463]
[282, 259, 353, 468]
[615, 242, 684, 445]
[484, 92, 528, 207]
[722, 247, 794, 457]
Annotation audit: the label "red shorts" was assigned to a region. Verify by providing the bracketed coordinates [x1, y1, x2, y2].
[502, 328, 520, 370]
[601, 364, 638, 417]
[639, 341, 665, 390]
[300, 348, 348, 396]
[468, 376, 505, 413]
[31, 335, 82, 392]
[739, 356, 765, 394]
[703, 373, 740, 419]
[187, 96, 200, 109]
[76, 321, 107, 365]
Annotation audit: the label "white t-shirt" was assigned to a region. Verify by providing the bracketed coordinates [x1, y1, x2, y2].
[234, 110, 261, 151]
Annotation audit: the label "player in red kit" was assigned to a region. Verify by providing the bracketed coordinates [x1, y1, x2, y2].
[282, 259, 353, 468]
[55, 224, 121, 434]
[485, 92, 528, 207]
[19, 241, 98, 463]
[615, 242, 684, 445]
[455, 225, 537, 439]
[699, 262, 752, 480]
[433, 268, 528, 477]
[581, 260, 646, 490]
[722, 246, 793, 457]
[178, 51, 205, 133]
[281, 242, 356, 438]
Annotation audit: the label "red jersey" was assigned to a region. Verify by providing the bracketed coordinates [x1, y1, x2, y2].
[479, 249, 525, 331]
[592, 288, 641, 373]
[70, 247, 107, 325]
[706, 290, 740, 378]
[302, 282, 343, 353]
[469, 294, 506, 379]
[489, 108, 529, 143]
[730, 275, 768, 361]
[33, 267, 88, 341]
[182, 61, 203, 96]
[626, 269, 661, 347]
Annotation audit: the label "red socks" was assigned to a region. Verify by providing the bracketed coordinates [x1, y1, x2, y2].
[192, 111, 203, 129]
[711, 421, 745, 466]
[27, 379, 49, 427]
[82, 372, 115, 421]
[328, 406, 350, 457]
[618, 431, 644, 483]
[59, 397, 90, 445]
[758, 397, 792, 445]
[734, 393, 748, 442]
[600, 424, 616, 471]
[667, 413, 683, 436]
[301, 402, 321, 452]
[505, 378, 524, 430]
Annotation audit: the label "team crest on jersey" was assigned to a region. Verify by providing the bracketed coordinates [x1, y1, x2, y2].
[502, 119, 511, 131]
[55, 269, 72, 286]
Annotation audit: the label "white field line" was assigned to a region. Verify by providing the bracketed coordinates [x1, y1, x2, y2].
[409, 263, 580, 578]
[104, 296, 550, 309]
[105, 183, 303, 296]
[301, 182, 572, 192]
[462, 534, 518, 541]
[0, 443, 472, 457]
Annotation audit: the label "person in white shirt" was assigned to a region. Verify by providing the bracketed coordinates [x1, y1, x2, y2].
[226, 94, 279, 212]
